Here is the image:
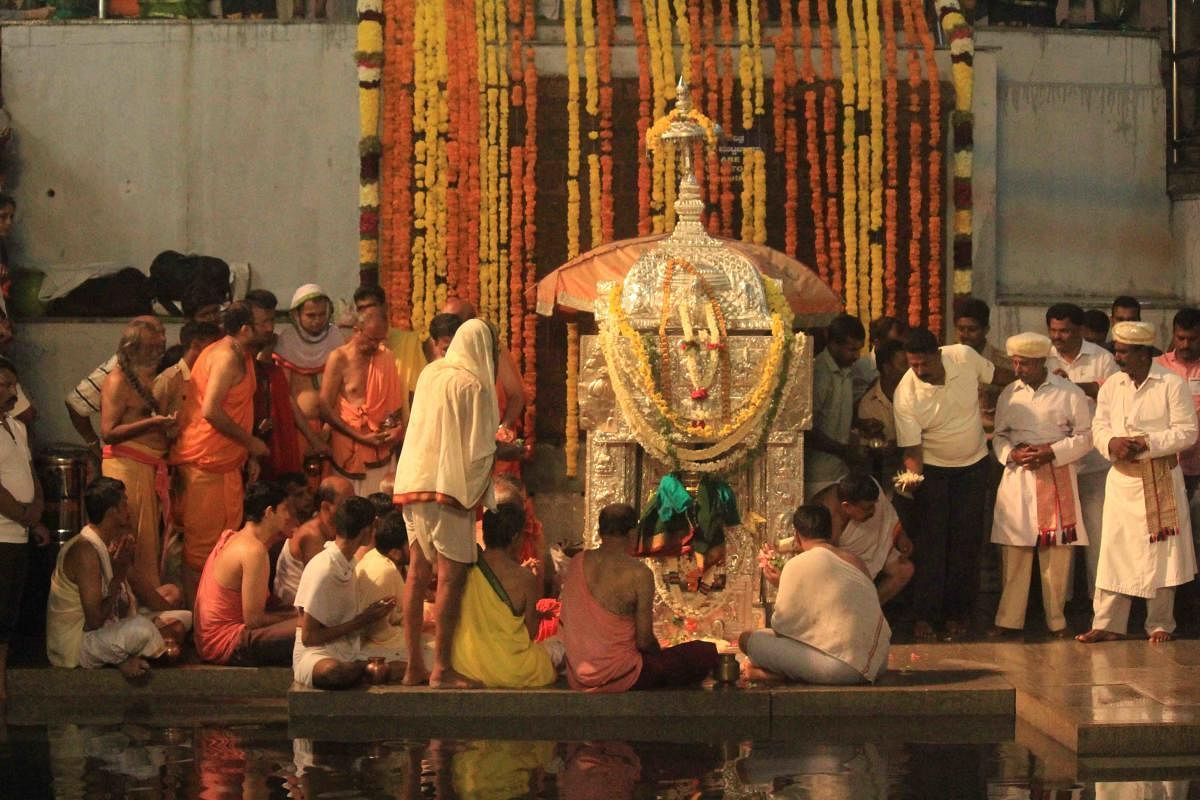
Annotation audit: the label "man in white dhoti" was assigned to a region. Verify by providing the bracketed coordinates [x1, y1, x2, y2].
[1045, 303, 1119, 603]
[812, 473, 914, 604]
[46, 478, 192, 677]
[1078, 321, 1198, 644]
[988, 333, 1092, 639]
[393, 319, 520, 687]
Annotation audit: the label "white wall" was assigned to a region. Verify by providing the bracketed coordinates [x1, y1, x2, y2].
[0, 21, 359, 305]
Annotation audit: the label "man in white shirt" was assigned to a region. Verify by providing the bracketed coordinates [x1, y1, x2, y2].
[893, 328, 1012, 640]
[806, 314, 867, 494]
[0, 357, 48, 707]
[989, 333, 1092, 639]
[293, 496, 394, 688]
[1044, 303, 1119, 603]
[1078, 321, 1198, 644]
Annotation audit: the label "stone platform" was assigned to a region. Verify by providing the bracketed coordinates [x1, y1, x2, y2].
[890, 640, 1200, 763]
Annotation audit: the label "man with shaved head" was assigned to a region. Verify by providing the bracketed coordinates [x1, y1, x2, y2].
[273, 475, 355, 606]
[320, 306, 408, 495]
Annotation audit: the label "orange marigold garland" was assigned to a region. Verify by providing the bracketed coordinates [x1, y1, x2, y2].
[597, 0, 616, 243]
[899, 0, 925, 329]
[522, 41, 539, 452]
[381, 0, 414, 328]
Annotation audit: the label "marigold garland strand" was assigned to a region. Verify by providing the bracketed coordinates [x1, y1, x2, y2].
[881, 0, 900, 316]
[914, 0, 943, 333]
[356, 0, 384, 288]
[899, 0, 925, 328]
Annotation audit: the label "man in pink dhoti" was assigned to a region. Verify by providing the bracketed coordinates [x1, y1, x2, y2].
[320, 306, 407, 495]
[560, 503, 719, 692]
[393, 319, 518, 688]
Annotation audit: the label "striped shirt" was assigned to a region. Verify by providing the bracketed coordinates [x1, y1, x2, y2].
[65, 355, 117, 416]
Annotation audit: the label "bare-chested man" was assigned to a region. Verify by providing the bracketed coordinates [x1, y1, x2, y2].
[273, 475, 354, 606]
[273, 284, 343, 460]
[100, 318, 181, 611]
[559, 503, 718, 691]
[321, 306, 407, 495]
[193, 481, 299, 666]
[171, 297, 275, 604]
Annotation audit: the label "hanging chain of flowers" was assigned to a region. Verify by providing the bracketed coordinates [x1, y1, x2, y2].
[882, 0, 900, 316]
[520, 10, 539, 455]
[914, 0, 943, 333]
[356, 0, 384, 287]
[937, 0, 975, 300]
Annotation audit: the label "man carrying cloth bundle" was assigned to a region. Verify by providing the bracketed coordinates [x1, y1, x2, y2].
[1078, 321, 1198, 644]
[989, 332, 1092, 639]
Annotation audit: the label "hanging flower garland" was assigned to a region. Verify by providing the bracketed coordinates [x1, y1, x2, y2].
[914, 0, 943, 333]
[736, 0, 753, 131]
[597, 0, 616, 243]
[866, 0, 885, 321]
[380, 0, 414, 328]
[817, 0, 842, 295]
[356, 0, 384, 287]
[564, 0, 582, 261]
[566, 319, 580, 476]
[521, 39, 539, 454]
[718, 0, 735, 238]
[631, 0, 653, 235]
[899, 0, 925, 329]
[935, 0, 975, 299]
[881, 0, 900, 316]
[599, 277, 796, 473]
[835, 0, 858, 315]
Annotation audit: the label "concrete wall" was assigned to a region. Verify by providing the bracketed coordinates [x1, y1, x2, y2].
[0, 21, 359, 304]
[973, 27, 1179, 346]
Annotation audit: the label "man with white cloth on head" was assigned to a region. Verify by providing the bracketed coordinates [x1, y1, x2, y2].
[989, 332, 1092, 639]
[1078, 321, 1198, 644]
[273, 284, 344, 457]
[392, 319, 522, 688]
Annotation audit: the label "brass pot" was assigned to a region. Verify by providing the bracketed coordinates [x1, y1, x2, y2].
[365, 656, 389, 685]
[713, 652, 740, 685]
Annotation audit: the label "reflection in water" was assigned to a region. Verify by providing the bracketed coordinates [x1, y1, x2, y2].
[2, 723, 1193, 799]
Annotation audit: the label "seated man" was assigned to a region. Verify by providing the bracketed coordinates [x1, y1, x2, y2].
[740, 505, 891, 685]
[274, 476, 354, 606]
[293, 496, 395, 689]
[356, 509, 432, 667]
[812, 473, 914, 604]
[560, 503, 718, 692]
[46, 477, 192, 678]
[193, 482, 299, 666]
[451, 500, 556, 688]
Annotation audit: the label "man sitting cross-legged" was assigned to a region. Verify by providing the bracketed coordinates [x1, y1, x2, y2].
[811, 473, 915, 605]
[560, 503, 718, 692]
[355, 508, 433, 668]
[193, 482, 299, 666]
[451, 500, 557, 688]
[273, 476, 355, 607]
[293, 496, 396, 689]
[740, 505, 891, 685]
[46, 477, 192, 678]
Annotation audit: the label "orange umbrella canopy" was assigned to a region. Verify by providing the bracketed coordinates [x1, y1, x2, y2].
[536, 234, 843, 325]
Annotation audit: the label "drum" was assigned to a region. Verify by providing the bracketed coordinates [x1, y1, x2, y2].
[36, 444, 92, 543]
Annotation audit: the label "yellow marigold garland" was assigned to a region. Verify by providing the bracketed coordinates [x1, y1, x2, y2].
[835, 0, 858, 315]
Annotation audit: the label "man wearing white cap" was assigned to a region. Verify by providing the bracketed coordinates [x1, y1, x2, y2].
[1078, 321, 1198, 643]
[273, 285, 345, 459]
[989, 332, 1092, 638]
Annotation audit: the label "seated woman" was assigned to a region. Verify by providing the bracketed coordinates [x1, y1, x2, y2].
[739, 505, 891, 685]
[450, 501, 556, 688]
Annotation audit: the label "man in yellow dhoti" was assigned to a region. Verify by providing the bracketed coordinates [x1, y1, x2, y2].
[451, 501, 556, 688]
[1079, 321, 1198, 644]
[99, 318, 181, 611]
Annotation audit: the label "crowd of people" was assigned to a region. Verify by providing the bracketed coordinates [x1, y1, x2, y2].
[1, 277, 1197, 704]
[804, 294, 1200, 656]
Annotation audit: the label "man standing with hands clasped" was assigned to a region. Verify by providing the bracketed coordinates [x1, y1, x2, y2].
[988, 333, 1092, 639]
[1078, 321, 1198, 644]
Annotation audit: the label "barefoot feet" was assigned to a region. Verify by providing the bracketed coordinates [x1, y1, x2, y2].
[1148, 629, 1175, 643]
[401, 665, 430, 686]
[117, 657, 151, 680]
[428, 667, 480, 689]
[1075, 628, 1123, 644]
